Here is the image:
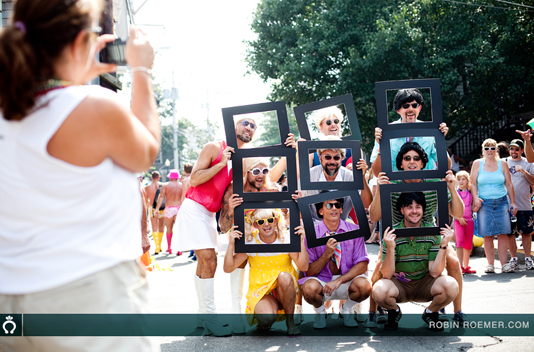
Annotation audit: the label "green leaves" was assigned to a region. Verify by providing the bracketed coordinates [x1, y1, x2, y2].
[246, 0, 534, 153]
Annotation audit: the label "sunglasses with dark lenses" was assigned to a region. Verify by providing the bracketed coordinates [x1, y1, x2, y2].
[510, 147, 522, 151]
[322, 155, 342, 161]
[255, 217, 275, 226]
[403, 155, 421, 162]
[248, 167, 269, 176]
[401, 103, 420, 109]
[484, 147, 496, 151]
[325, 202, 342, 210]
[240, 120, 257, 130]
[325, 119, 340, 126]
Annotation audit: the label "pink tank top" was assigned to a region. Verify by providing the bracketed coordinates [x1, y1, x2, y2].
[457, 189, 473, 219]
[186, 141, 232, 213]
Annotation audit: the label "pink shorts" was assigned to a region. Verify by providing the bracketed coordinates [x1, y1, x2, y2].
[164, 206, 180, 218]
[454, 218, 475, 250]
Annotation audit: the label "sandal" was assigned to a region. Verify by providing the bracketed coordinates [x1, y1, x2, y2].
[464, 266, 476, 274]
[484, 265, 495, 273]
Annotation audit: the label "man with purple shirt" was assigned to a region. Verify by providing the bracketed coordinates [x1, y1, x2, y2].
[299, 198, 372, 329]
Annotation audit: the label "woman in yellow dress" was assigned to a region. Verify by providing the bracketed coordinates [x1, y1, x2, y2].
[223, 208, 309, 335]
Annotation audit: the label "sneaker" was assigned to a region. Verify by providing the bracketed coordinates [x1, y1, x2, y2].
[384, 306, 402, 330]
[453, 310, 467, 323]
[502, 263, 515, 273]
[510, 257, 519, 270]
[339, 304, 358, 328]
[376, 306, 388, 324]
[363, 311, 378, 328]
[422, 310, 444, 331]
[526, 257, 534, 270]
[438, 307, 449, 321]
[484, 265, 495, 273]
[353, 301, 366, 322]
[313, 311, 327, 329]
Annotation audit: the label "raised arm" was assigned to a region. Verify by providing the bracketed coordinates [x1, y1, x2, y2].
[369, 172, 389, 222]
[445, 170, 463, 219]
[190, 142, 233, 187]
[289, 225, 309, 272]
[218, 184, 243, 233]
[380, 227, 397, 280]
[428, 225, 452, 277]
[223, 226, 248, 273]
[517, 130, 534, 163]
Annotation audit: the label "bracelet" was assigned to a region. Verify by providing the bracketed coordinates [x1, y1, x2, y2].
[440, 244, 447, 250]
[131, 66, 152, 75]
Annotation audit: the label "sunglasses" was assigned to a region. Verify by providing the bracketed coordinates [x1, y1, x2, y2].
[255, 217, 275, 226]
[403, 155, 421, 162]
[324, 119, 340, 126]
[322, 155, 342, 161]
[401, 103, 420, 109]
[324, 202, 342, 210]
[484, 147, 496, 151]
[510, 147, 522, 151]
[239, 120, 257, 130]
[248, 167, 269, 176]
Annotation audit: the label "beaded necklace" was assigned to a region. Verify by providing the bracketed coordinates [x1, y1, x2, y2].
[36, 79, 77, 97]
[410, 236, 427, 253]
[458, 189, 469, 199]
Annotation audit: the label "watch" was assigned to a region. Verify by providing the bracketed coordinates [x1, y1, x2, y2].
[440, 244, 448, 250]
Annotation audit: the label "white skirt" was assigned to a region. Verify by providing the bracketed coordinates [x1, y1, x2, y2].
[172, 198, 222, 252]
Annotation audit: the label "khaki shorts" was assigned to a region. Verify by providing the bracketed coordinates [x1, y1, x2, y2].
[391, 273, 439, 303]
[0, 261, 156, 352]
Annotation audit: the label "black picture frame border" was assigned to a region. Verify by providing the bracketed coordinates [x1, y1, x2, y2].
[222, 101, 290, 150]
[375, 79, 442, 131]
[380, 128, 448, 181]
[297, 140, 363, 191]
[232, 146, 297, 202]
[297, 190, 371, 249]
[379, 181, 448, 238]
[293, 94, 362, 141]
[234, 200, 301, 253]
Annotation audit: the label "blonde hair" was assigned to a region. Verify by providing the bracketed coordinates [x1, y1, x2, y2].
[245, 208, 285, 243]
[316, 135, 346, 158]
[314, 106, 344, 130]
[455, 171, 471, 189]
[242, 157, 280, 191]
[482, 138, 499, 161]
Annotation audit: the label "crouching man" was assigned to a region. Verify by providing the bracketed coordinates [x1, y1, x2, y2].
[299, 198, 371, 329]
[372, 192, 459, 331]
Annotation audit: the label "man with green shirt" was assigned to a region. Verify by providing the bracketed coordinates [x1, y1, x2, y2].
[372, 192, 459, 331]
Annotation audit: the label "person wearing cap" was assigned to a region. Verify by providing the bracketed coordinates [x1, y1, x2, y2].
[299, 198, 371, 329]
[155, 169, 182, 255]
[370, 88, 450, 176]
[504, 139, 534, 270]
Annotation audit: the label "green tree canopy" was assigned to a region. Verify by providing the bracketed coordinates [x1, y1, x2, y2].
[246, 0, 534, 152]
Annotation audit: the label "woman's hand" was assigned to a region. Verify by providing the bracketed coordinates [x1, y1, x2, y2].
[125, 26, 155, 69]
[82, 34, 117, 82]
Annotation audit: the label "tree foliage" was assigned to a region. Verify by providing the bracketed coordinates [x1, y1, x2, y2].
[246, 0, 534, 152]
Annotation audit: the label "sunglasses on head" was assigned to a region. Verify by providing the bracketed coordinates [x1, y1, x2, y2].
[248, 167, 269, 176]
[403, 155, 421, 162]
[324, 202, 342, 210]
[255, 217, 275, 226]
[484, 146, 496, 151]
[401, 103, 420, 109]
[322, 155, 342, 161]
[239, 120, 256, 130]
[324, 119, 340, 126]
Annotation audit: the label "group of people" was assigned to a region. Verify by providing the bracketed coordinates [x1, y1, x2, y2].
[2, 1, 533, 350]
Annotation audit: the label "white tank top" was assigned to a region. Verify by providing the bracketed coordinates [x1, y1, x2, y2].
[0, 86, 142, 294]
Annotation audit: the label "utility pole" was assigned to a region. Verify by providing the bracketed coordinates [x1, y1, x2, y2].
[171, 72, 179, 171]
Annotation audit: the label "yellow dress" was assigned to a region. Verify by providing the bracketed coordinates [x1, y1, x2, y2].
[245, 233, 298, 325]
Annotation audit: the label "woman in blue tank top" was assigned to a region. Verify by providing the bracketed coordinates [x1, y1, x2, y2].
[470, 138, 516, 274]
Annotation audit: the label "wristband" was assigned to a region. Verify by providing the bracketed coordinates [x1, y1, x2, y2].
[131, 66, 152, 75]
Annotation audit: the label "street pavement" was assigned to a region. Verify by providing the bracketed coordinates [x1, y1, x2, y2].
[146, 235, 534, 352]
